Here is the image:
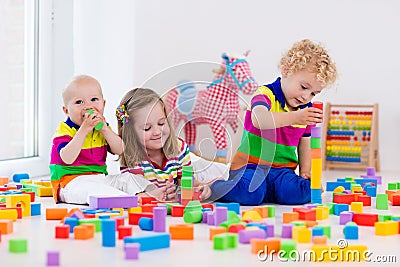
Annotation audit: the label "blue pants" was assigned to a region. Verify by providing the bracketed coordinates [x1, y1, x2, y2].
[209, 164, 311, 205]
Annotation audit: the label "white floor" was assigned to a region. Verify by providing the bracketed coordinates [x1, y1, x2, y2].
[1, 169, 400, 267]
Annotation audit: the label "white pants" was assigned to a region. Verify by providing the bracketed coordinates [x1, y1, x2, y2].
[59, 172, 156, 204]
[60, 153, 229, 204]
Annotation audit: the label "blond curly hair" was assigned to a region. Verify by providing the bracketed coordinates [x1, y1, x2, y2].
[280, 39, 337, 86]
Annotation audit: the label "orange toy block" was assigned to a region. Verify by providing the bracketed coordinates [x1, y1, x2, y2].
[282, 212, 299, 223]
[209, 226, 226, 240]
[385, 190, 400, 202]
[5, 194, 31, 217]
[169, 224, 194, 240]
[313, 235, 328, 244]
[0, 177, 8, 186]
[61, 208, 84, 223]
[0, 219, 13, 234]
[181, 189, 194, 200]
[250, 238, 280, 254]
[253, 206, 269, 218]
[74, 224, 94, 240]
[46, 208, 68, 220]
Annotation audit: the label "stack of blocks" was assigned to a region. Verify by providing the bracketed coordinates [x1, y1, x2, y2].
[310, 101, 323, 204]
[180, 165, 200, 206]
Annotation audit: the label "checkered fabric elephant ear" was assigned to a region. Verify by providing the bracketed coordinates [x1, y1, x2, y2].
[165, 51, 258, 163]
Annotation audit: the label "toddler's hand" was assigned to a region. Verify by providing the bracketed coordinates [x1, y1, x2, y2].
[300, 172, 310, 179]
[194, 184, 212, 200]
[294, 107, 323, 125]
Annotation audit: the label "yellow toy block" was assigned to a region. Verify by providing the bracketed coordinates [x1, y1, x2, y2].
[128, 207, 142, 213]
[313, 206, 329, 220]
[375, 221, 399, 236]
[0, 209, 18, 221]
[333, 186, 345, 193]
[292, 226, 312, 243]
[5, 194, 31, 217]
[311, 159, 322, 189]
[350, 202, 363, 213]
[112, 208, 124, 216]
[242, 210, 262, 221]
[21, 179, 32, 184]
[37, 187, 53, 197]
[253, 206, 269, 218]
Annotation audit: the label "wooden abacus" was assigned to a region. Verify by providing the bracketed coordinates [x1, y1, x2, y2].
[322, 103, 380, 171]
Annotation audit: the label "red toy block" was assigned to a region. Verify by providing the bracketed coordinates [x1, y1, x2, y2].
[118, 225, 132, 240]
[353, 213, 378, 226]
[294, 208, 316, 221]
[356, 195, 371, 206]
[392, 195, 400, 206]
[141, 204, 157, 213]
[55, 224, 70, 239]
[21, 191, 35, 202]
[333, 194, 356, 204]
[141, 197, 156, 205]
[113, 217, 125, 228]
[171, 205, 185, 217]
[128, 212, 153, 225]
[201, 203, 214, 211]
[228, 224, 246, 233]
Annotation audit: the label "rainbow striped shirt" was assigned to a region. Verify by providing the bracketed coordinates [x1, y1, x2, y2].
[49, 118, 109, 201]
[120, 137, 191, 188]
[231, 77, 312, 171]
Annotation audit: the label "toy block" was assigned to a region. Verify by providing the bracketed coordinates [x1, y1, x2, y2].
[216, 202, 240, 214]
[311, 244, 368, 262]
[0, 209, 18, 221]
[113, 217, 124, 229]
[339, 211, 353, 225]
[153, 206, 167, 232]
[350, 202, 363, 213]
[325, 202, 335, 214]
[295, 208, 316, 221]
[313, 206, 329, 220]
[326, 181, 351, 191]
[292, 226, 312, 243]
[64, 217, 79, 233]
[279, 240, 297, 259]
[313, 235, 328, 244]
[333, 204, 349, 215]
[183, 210, 202, 224]
[47, 251, 60, 266]
[376, 194, 389, 210]
[101, 219, 116, 247]
[392, 195, 400, 206]
[117, 225, 132, 240]
[364, 185, 377, 197]
[385, 190, 400, 202]
[124, 243, 140, 260]
[138, 217, 154, 231]
[141, 204, 157, 213]
[214, 206, 228, 225]
[128, 207, 142, 214]
[124, 233, 170, 251]
[30, 202, 41, 216]
[141, 196, 156, 205]
[343, 222, 358, 239]
[228, 223, 246, 233]
[37, 186, 53, 197]
[0, 219, 13, 234]
[202, 210, 212, 223]
[181, 189, 193, 200]
[378, 214, 392, 222]
[9, 238, 28, 253]
[128, 212, 153, 225]
[46, 208, 68, 220]
[356, 195, 371, 206]
[333, 193, 355, 204]
[375, 221, 399, 236]
[213, 233, 238, 250]
[171, 205, 185, 217]
[55, 224, 70, 238]
[74, 225, 92, 240]
[88, 195, 138, 209]
[184, 200, 202, 213]
[5, 194, 31, 217]
[181, 176, 193, 188]
[207, 212, 215, 225]
[0, 177, 8, 186]
[251, 238, 280, 255]
[209, 226, 226, 240]
[282, 212, 299, 223]
[333, 186, 345, 193]
[312, 226, 324, 236]
[169, 224, 194, 240]
[281, 224, 293, 238]
[319, 225, 331, 238]
[238, 229, 266, 244]
[353, 213, 378, 226]
[12, 173, 29, 183]
[111, 208, 124, 217]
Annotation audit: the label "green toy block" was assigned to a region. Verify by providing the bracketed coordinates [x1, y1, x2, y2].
[280, 240, 297, 259]
[388, 183, 397, 190]
[78, 218, 102, 232]
[378, 214, 392, 222]
[227, 211, 241, 223]
[225, 233, 238, 249]
[291, 221, 306, 227]
[181, 166, 193, 177]
[345, 177, 354, 182]
[219, 220, 246, 230]
[397, 182, 400, 189]
[310, 138, 321, 148]
[213, 233, 237, 250]
[325, 202, 334, 215]
[376, 194, 389, 210]
[183, 210, 202, 224]
[159, 203, 178, 215]
[87, 109, 104, 130]
[181, 176, 193, 188]
[320, 225, 331, 238]
[9, 239, 28, 253]
[184, 200, 202, 213]
[266, 205, 276, 217]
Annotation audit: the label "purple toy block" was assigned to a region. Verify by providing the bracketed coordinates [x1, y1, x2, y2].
[207, 212, 215, 226]
[124, 243, 140, 260]
[88, 195, 138, 209]
[265, 223, 275, 238]
[153, 207, 167, 232]
[47, 251, 60, 266]
[311, 126, 322, 138]
[202, 211, 212, 223]
[281, 224, 293, 238]
[339, 211, 354, 225]
[304, 204, 318, 209]
[238, 229, 266, 244]
[214, 207, 228, 226]
[70, 211, 85, 220]
[366, 167, 375, 176]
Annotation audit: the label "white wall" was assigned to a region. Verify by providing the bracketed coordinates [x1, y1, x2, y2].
[52, 0, 400, 172]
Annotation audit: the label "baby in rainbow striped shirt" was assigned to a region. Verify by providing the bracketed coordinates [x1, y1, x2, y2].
[209, 39, 338, 205]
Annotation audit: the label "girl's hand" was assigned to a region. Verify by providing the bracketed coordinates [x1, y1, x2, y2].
[294, 107, 323, 125]
[194, 184, 212, 200]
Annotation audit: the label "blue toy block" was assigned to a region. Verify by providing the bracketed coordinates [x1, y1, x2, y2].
[343, 222, 358, 239]
[12, 173, 29, 183]
[101, 219, 116, 247]
[98, 215, 111, 219]
[138, 217, 154, 231]
[326, 181, 351, 191]
[246, 223, 267, 235]
[311, 189, 322, 200]
[30, 202, 41, 216]
[312, 227, 324, 237]
[64, 217, 79, 233]
[334, 204, 349, 216]
[124, 233, 170, 251]
[364, 184, 377, 197]
[216, 202, 240, 214]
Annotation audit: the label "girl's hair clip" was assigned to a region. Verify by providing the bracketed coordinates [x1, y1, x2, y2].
[116, 104, 129, 125]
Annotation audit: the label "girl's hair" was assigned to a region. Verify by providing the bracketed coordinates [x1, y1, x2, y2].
[117, 88, 179, 167]
[280, 39, 337, 86]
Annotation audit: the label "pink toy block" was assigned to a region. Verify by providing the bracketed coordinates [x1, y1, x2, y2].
[238, 229, 266, 244]
[47, 251, 60, 266]
[124, 243, 140, 260]
[88, 195, 138, 209]
[153, 206, 167, 232]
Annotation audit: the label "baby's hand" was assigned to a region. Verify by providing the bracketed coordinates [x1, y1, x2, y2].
[194, 184, 212, 200]
[294, 107, 323, 125]
[80, 111, 103, 133]
[300, 172, 310, 179]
